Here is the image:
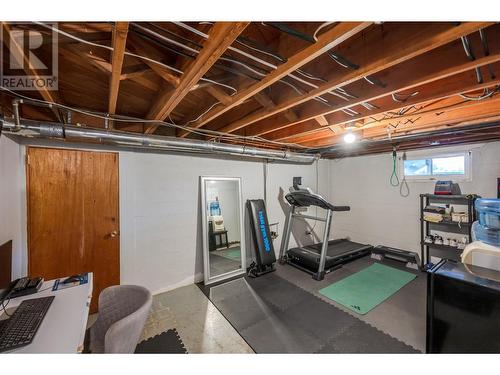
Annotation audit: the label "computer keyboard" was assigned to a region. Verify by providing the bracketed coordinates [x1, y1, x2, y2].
[0, 296, 54, 352]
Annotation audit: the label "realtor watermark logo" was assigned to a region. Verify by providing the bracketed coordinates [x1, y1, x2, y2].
[1, 22, 58, 90]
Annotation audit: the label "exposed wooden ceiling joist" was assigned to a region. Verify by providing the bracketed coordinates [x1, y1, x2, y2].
[300, 93, 500, 147]
[108, 22, 129, 118]
[283, 68, 500, 146]
[177, 22, 372, 137]
[217, 22, 493, 135]
[127, 35, 182, 88]
[257, 36, 500, 140]
[204, 85, 232, 105]
[2, 22, 500, 156]
[145, 22, 249, 133]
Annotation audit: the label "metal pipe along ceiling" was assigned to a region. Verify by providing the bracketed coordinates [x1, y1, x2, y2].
[0, 119, 318, 164]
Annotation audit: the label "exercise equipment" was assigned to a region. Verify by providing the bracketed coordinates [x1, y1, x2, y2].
[247, 199, 276, 277]
[371, 245, 421, 270]
[278, 185, 372, 280]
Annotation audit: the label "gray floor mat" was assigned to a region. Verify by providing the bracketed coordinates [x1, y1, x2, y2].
[275, 257, 426, 351]
[209, 277, 255, 303]
[216, 293, 278, 331]
[205, 271, 420, 353]
[317, 320, 419, 353]
[135, 329, 188, 354]
[240, 311, 322, 353]
[246, 275, 311, 311]
[282, 297, 357, 342]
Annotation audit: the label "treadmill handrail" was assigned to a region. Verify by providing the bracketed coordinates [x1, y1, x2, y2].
[285, 190, 350, 212]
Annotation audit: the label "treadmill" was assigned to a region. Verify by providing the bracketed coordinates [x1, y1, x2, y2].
[278, 186, 372, 280]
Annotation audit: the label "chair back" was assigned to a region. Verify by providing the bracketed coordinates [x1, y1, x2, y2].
[90, 285, 152, 353]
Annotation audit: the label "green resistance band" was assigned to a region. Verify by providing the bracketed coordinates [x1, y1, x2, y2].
[390, 149, 399, 187]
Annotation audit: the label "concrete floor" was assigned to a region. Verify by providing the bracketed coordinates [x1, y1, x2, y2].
[140, 284, 253, 353]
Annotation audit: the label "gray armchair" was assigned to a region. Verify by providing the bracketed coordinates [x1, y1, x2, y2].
[89, 285, 152, 353]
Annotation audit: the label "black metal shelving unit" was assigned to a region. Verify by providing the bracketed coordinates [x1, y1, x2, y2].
[419, 194, 478, 268]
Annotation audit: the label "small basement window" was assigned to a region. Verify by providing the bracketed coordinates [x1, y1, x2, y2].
[401, 152, 471, 181]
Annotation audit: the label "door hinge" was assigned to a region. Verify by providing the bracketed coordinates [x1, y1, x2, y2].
[25, 153, 30, 166]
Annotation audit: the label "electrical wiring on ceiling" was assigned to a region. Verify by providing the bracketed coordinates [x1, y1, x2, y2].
[0, 86, 315, 151]
[129, 27, 264, 85]
[34, 22, 369, 136]
[132, 22, 273, 81]
[35, 22, 238, 95]
[235, 36, 287, 63]
[134, 22, 335, 110]
[364, 75, 387, 88]
[358, 86, 500, 129]
[173, 21, 354, 106]
[459, 86, 499, 100]
[392, 91, 419, 103]
[250, 21, 384, 114]
[313, 22, 336, 41]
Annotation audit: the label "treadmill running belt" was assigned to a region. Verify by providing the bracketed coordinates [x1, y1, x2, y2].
[305, 239, 370, 255]
[286, 239, 372, 274]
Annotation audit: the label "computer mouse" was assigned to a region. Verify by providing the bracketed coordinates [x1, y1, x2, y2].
[63, 275, 81, 284]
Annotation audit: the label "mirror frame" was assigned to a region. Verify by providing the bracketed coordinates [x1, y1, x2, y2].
[200, 176, 246, 285]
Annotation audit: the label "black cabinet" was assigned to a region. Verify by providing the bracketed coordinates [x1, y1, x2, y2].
[427, 259, 500, 353]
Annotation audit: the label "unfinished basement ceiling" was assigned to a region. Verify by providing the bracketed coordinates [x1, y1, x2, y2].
[1, 21, 500, 158]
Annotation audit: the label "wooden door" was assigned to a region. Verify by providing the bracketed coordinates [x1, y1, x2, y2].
[27, 147, 120, 312]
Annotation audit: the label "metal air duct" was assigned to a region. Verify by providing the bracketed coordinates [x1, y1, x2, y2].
[0, 119, 317, 164]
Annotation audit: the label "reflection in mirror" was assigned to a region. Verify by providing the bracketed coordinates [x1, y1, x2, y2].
[201, 177, 245, 285]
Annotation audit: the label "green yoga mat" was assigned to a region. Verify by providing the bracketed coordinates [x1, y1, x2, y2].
[319, 263, 416, 315]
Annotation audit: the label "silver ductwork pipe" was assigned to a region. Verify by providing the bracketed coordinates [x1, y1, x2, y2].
[11, 99, 22, 132]
[1, 119, 318, 164]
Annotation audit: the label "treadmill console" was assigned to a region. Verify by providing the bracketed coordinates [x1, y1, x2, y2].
[286, 187, 350, 212]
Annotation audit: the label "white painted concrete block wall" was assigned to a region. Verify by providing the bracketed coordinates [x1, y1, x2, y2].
[327, 142, 500, 259]
[1, 138, 326, 293]
[3, 137, 497, 293]
[0, 136, 24, 279]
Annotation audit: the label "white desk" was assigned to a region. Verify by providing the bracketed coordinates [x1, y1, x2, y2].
[0, 273, 93, 353]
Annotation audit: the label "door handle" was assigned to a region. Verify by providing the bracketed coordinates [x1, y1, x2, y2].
[109, 230, 119, 238]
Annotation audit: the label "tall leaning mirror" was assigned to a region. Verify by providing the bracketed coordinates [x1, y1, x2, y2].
[201, 176, 246, 285]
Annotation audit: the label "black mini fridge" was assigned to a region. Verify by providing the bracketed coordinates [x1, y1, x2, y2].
[427, 259, 500, 353]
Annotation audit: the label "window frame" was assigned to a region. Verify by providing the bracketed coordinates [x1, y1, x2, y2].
[399, 150, 472, 182]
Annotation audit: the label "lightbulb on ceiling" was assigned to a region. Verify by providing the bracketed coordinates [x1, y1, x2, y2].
[343, 132, 356, 144]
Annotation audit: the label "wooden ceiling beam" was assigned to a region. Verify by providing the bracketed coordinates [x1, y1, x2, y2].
[266, 47, 500, 140]
[1, 22, 61, 119]
[120, 64, 151, 80]
[177, 22, 372, 137]
[282, 69, 500, 146]
[108, 22, 129, 118]
[204, 85, 232, 106]
[260, 46, 500, 139]
[219, 22, 493, 136]
[314, 115, 329, 126]
[60, 46, 112, 74]
[145, 22, 249, 133]
[299, 95, 500, 148]
[127, 36, 182, 88]
[253, 92, 298, 123]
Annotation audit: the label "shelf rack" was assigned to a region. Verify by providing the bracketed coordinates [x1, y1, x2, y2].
[419, 194, 479, 268]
